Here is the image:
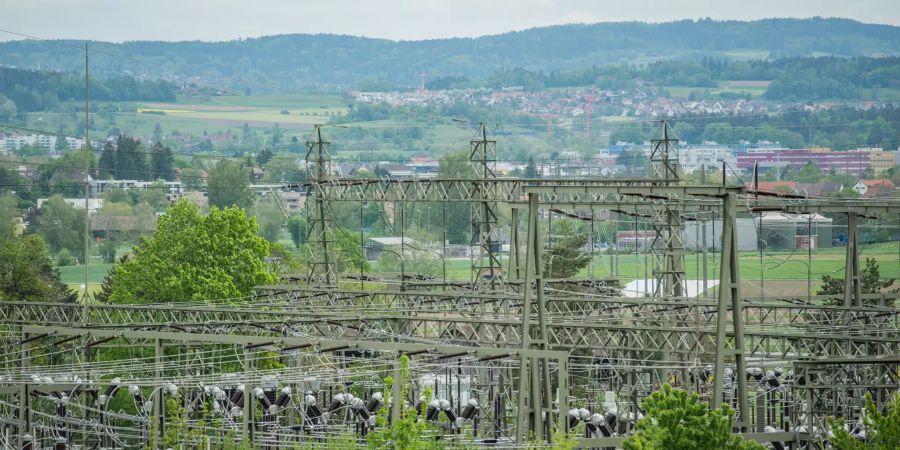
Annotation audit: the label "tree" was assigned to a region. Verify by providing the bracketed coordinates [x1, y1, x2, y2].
[101, 199, 276, 303]
[524, 155, 538, 177]
[98, 141, 116, 179]
[257, 148, 274, 165]
[829, 392, 900, 450]
[544, 220, 591, 278]
[150, 141, 174, 180]
[28, 195, 85, 261]
[250, 202, 285, 243]
[153, 123, 163, 142]
[115, 135, 149, 180]
[207, 159, 254, 210]
[818, 258, 897, 306]
[0, 224, 76, 303]
[624, 384, 765, 450]
[287, 214, 305, 249]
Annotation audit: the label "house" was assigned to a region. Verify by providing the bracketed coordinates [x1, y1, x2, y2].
[852, 179, 895, 196]
[281, 191, 305, 211]
[250, 167, 265, 182]
[795, 182, 843, 197]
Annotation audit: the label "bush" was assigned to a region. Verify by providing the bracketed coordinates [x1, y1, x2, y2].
[56, 248, 75, 266]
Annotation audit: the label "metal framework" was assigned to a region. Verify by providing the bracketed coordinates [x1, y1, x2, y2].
[1, 123, 899, 448]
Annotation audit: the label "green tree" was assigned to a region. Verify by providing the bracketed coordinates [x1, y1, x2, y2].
[0, 224, 76, 302]
[287, 214, 305, 249]
[150, 141, 174, 180]
[250, 201, 285, 243]
[102, 199, 276, 303]
[257, 148, 274, 165]
[28, 195, 85, 260]
[525, 156, 538, 177]
[98, 141, 116, 179]
[544, 220, 591, 278]
[818, 258, 897, 305]
[153, 122, 163, 142]
[207, 159, 254, 210]
[829, 392, 900, 450]
[114, 135, 149, 180]
[624, 384, 765, 450]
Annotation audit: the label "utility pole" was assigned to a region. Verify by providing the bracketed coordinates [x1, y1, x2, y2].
[83, 43, 91, 317]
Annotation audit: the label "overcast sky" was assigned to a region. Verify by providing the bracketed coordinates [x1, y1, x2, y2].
[0, 0, 897, 43]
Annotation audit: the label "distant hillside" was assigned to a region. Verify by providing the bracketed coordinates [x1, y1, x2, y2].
[0, 18, 898, 92]
[0, 66, 176, 113]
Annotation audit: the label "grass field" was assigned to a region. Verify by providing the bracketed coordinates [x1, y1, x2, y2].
[665, 81, 769, 99]
[22, 93, 350, 142]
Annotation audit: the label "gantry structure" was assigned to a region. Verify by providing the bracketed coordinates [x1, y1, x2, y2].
[0, 122, 898, 448]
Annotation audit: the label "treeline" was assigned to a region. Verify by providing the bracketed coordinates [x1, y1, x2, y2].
[610, 106, 900, 150]
[479, 57, 900, 100]
[0, 18, 896, 90]
[0, 66, 176, 112]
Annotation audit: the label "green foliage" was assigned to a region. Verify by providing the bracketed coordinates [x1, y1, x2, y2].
[287, 214, 306, 248]
[28, 194, 85, 259]
[0, 66, 175, 113]
[544, 220, 591, 278]
[624, 384, 765, 450]
[149, 141, 175, 180]
[829, 392, 900, 450]
[103, 199, 276, 303]
[56, 248, 75, 266]
[250, 201, 285, 243]
[818, 258, 897, 305]
[208, 159, 254, 210]
[367, 355, 441, 450]
[333, 229, 369, 273]
[0, 224, 75, 302]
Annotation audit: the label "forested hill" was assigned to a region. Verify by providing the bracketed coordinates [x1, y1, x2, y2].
[0, 66, 177, 112]
[0, 18, 898, 91]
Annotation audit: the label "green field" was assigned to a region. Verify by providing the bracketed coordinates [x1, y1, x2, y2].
[22, 93, 350, 141]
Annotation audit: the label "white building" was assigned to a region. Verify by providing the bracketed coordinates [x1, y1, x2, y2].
[89, 177, 183, 200]
[679, 141, 736, 174]
[37, 198, 104, 214]
[0, 133, 89, 151]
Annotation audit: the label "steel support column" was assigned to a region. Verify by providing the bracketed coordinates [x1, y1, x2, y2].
[844, 212, 862, 307]
[712, 192, 749, 429]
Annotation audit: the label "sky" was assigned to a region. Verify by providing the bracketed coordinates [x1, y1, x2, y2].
[0, 0, 897, 43]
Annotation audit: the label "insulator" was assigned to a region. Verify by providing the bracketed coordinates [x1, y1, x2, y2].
[366, 392, 383, 413]
[328, 393, 345, 413]
[230, 390, 243, 406]
[461, 399, 479, 421]
[567, 409, 580, 430]
[426, 399, 440, 421]
[604, 411, 618, 429]
[444, 407, 458, 423]
[253, 387, 265, 399]
[102, 384, 118, 398]
[275, 392, 291, 408]
[578, 408, 590, 421]
[166, 384, 178, 396]
[306, 403, 323, 420]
